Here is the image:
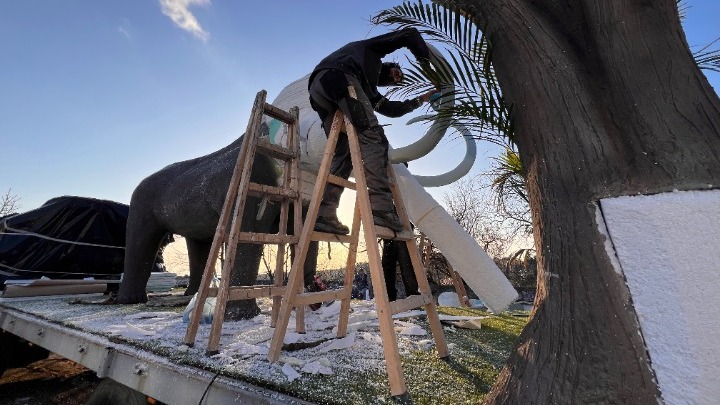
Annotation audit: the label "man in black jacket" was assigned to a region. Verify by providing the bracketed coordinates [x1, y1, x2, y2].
[308, 27, 439, 235]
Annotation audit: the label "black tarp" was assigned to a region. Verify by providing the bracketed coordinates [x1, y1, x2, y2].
[0, 196, 130, 285]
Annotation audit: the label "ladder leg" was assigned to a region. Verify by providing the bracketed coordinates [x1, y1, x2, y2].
[270, 243, 286, 328]
[342, 109, 407, 396]
[289, 106, 305, 333]
[268, 111, 345, 362]
[405, 238, 449, 358]
[183, 234, 223, 346]
[452, 268, 471, 308]
[205, 93, 266, 354]
[267, 248, 304, 362]
[336, 203, 362, 337]
[205, 248, 235, 355]
[295, 281, 306, 334]
[184, 91, 266, 347]
[388, 164, 449, 358]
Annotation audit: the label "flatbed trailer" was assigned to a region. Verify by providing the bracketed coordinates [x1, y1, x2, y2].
[0, 291, 521, 404]
[0, 296, 310, 405]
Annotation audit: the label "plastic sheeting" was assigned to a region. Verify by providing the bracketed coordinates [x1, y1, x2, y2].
[0, 196, 129, 284]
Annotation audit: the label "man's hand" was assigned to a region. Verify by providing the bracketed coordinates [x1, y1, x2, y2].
[418, 88, 441, 104]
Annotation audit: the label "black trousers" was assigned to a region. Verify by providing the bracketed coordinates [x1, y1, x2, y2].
[308, 69, 395, 216]
[382, 239, 419, 301]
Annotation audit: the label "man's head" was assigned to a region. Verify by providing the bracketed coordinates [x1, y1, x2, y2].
[378, 62, 403, 86]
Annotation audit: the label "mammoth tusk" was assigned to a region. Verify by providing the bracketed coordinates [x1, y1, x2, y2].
[411, 123, 477, 187]
[388, 44, 454, 164]
[388, 43, 479, 187]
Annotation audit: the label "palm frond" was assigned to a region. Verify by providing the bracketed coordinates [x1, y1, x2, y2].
[373, 0, 513, 141]
[490, 147, 527, 203]
[693, 37, 720, 73]
[677, 0, 688, 20]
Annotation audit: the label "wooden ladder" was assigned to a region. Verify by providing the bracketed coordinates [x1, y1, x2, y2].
[419, 234, 471, 308]
[183, 90, 304, 355]
[267, 87, 449, 397]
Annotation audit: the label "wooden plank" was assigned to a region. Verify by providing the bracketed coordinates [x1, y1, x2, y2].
[247, 183, 298, 200]
[327, 174, 356, 190]
[256, 139, 296, 160]
[235, 233, 298, 244]
[227, 286, 286, 300]
[294, 289, 349, 305]
[310, 231, 352, 243]
[389, 294, 433, 315]
[262, 102, 296, 124]
[375, 227, 414, 241]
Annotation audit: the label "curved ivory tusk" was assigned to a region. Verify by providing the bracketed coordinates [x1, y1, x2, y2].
[412, 123, 477, 187]
[388, 44, 454, 163]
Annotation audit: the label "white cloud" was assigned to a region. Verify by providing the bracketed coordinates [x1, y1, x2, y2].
[159, 0, 210, 42]
[117, 25, 131, 39]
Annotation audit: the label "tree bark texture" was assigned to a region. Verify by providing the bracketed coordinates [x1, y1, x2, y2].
[452, 0, 720, 403]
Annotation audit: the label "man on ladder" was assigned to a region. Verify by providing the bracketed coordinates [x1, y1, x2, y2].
[308, 27, 440, 235]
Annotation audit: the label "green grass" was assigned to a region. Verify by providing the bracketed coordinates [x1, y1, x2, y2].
[265, 307, 529, 404]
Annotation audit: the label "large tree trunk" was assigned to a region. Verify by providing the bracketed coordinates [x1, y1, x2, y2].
[453, 0, 720, 403]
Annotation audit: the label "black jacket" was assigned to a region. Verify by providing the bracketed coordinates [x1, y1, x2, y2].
[309, 28, 431, 117]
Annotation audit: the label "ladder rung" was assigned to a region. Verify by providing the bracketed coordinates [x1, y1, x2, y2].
[375, 227, 414, 241]
[236, 232, 299, 244]
[248, 182, 298, 200]
[327, 174, 356, 190]
[311, 231, 352, 243]
[389, 294, 434, 315]
[263, 102, 296, 124]
[295, 288, 349, 305]
[256, 139, 296, 160]
[228, 285, 286, 301]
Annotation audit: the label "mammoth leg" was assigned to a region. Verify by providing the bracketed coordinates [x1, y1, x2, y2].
[224, 243, 264, 320]
[117, 210, 166, 304]
[293, 241, 319, 287]
[185, 238, 212, 296]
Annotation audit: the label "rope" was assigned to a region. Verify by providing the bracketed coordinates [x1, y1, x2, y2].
[0, 262, 121, 278]
[1, 225, 125, 249]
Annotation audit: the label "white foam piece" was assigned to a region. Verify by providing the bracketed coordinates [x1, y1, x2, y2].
[437, 291, 462, 307]
[393, 164, 518, 313]
[281, 363, 302, 382]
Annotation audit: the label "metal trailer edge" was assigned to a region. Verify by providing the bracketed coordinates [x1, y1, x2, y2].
[0, 306, 312, 405]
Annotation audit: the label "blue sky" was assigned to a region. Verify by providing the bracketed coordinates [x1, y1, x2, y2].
[1, 0, 718, 212]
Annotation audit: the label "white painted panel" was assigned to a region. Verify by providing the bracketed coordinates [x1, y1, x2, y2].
[600, 189, 720, 405]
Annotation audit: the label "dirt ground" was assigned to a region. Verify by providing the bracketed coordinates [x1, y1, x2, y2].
[0, 355, 100, 405]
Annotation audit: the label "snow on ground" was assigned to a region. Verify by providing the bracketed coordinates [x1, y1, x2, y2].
[0, 294, 466, 392]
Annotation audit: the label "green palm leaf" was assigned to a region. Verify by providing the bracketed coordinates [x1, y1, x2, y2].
[373, 1, 512, 143]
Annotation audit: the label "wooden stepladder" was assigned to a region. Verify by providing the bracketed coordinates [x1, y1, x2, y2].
[267, 87, 449, 397]
[419, 234, 471, 308]
[184, 90, 304, 355]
